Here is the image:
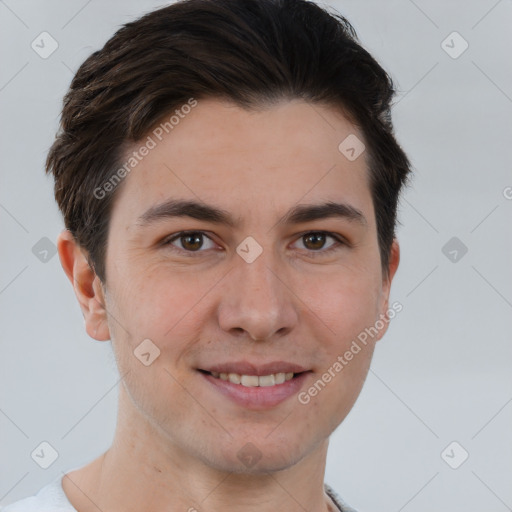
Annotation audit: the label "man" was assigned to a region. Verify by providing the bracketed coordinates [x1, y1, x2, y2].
[2, 0, 411, 510]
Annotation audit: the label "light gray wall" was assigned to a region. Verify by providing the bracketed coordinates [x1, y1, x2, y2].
[1, 1, 511, 510]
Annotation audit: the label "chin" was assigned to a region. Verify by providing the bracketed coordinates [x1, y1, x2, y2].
[202, 436, 313, 474]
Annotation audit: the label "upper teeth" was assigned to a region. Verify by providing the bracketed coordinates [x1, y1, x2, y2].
[210, 372, 295, 387]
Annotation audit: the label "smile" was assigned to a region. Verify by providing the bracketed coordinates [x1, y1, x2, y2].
[205, 370, 296, 387]
[198, 369, 311, 409]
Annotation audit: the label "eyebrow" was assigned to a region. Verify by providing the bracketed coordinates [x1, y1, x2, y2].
[135, 199, 367, 229]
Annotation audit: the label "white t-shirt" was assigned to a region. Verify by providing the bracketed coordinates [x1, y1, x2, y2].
[1, 472, 76, 512]
[1, 471, 357, 512]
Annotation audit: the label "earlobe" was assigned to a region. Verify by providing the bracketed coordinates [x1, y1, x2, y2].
[56, 229, 110, 342]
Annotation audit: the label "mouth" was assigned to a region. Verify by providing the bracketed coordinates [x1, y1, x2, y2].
[197, 367, 312, 410]
[198, 369, 304, 387]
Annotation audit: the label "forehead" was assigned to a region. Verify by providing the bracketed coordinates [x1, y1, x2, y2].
[109, 98, 373, 231]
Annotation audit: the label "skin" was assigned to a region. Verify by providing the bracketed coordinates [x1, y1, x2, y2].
[57, 98, 399, 512]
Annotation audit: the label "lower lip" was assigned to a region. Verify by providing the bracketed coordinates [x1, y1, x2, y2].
[199, 371, 311, 409]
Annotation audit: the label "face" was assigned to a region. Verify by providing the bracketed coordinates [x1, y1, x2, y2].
[71, 98, 399, 473]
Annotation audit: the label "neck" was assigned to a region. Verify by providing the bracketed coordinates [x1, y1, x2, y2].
[62, 386, 338, 512]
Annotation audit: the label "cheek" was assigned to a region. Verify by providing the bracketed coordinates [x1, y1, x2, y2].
[103, 273, 193, 385]
[106, 270, 203, 413]
[113, 264, 210, 337]
[309, 272, 381, 411]
[301, 268, 382, 339]
[299, 269, 381, 407]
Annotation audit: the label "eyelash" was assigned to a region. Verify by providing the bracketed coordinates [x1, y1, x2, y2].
[161, 230, 348, 258]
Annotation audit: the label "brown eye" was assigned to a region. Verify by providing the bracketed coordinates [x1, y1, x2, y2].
[180, 233, 204, 251]
[293, 231, 346, 257]
[164, 231, 216, 254]
[303, 232, 328, 250]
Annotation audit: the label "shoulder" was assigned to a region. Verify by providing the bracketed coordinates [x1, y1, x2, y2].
[1, 475, 76, 512]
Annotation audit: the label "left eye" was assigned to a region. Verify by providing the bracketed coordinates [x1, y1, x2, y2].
[292, 231, 342, 254]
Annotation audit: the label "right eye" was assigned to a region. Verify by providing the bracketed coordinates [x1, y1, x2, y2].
[162, 231, 218, 255]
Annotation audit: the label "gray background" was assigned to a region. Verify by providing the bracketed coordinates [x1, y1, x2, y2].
[1, 1, 511, 511]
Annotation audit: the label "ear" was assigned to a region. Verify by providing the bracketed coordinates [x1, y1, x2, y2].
[56, 229, 110, 341]
[375, 238, 400, 341]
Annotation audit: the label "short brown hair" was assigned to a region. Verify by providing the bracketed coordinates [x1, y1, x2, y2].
[47, 0, 412, 284]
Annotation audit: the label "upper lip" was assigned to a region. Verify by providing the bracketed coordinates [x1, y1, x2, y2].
[199, 361, 309, 376]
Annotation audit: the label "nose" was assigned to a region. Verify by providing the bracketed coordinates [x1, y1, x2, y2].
[217, 249, 298, 341]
